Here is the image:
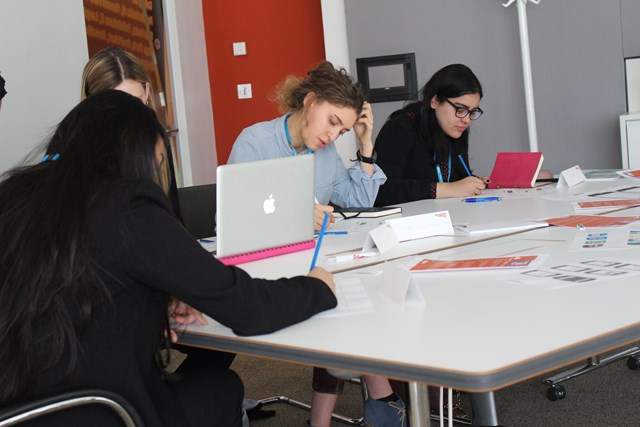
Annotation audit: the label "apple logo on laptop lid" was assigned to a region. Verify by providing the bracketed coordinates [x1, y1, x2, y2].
[263, 194, 276, 214]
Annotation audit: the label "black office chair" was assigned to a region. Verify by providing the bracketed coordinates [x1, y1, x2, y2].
[177, 184, 216, 239]
[259, 370, 368, 426]
[0, 389, 144, 427]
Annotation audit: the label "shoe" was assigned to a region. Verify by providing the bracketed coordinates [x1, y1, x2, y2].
[364, 394, 406, 427]
[245, 402, 276, 420]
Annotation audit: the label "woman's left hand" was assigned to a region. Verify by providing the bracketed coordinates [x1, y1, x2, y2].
[166, 299, 207, 342]
[354, 101, 374, 150]
[168, 299, 207, 325]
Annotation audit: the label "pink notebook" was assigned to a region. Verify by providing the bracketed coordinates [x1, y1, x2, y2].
[218, 239, 316, 266]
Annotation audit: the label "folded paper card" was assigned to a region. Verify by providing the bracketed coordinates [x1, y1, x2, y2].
[362, 224, 399, 254]
[387, 210, 453, 242]
[379, 263, 425, 305]
[362, 210, 453, 254]
[557, 165, 586, 188]
[488, 152, 544, 189]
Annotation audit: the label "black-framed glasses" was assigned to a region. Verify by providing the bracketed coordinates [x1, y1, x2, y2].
[443, 98, 483, 120]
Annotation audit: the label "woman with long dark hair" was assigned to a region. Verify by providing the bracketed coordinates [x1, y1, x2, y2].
[0, 90, 336, 426]
[374, 64, 487, 206]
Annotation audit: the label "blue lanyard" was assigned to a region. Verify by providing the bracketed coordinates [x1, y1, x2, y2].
[435, 152, 452, 183]
[284, 114, 312, 156]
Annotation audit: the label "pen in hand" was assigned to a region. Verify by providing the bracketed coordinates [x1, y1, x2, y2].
[459, 154, 490, 185]
[458, 154, 473, 177]
[309, 213, 329, 271]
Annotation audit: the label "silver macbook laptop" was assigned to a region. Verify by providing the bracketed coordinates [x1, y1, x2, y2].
[216, 155, 316, 259]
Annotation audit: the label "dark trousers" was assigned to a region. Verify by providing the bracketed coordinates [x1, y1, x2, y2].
[171, 345, 242, 426]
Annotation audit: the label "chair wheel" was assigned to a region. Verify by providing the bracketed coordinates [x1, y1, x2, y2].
[627, 355, 640, 370]
[546, 385, 566, 401]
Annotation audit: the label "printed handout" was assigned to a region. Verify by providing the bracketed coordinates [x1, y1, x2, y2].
[569, 229, 640, 251]
[506, 259, 640, 289]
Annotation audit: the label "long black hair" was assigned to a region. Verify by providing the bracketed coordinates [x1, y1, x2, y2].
[389, 64, 482, 177]
[0, 90, 168, 404]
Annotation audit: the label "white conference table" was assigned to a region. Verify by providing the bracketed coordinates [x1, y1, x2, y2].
[181, 179, 640, 426]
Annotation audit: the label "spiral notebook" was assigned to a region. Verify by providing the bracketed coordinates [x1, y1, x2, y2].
[216, 155, 316, 265]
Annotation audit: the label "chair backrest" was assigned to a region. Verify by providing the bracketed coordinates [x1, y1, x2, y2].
[177, 183, 216, 239]
[0, 389, 144, 426]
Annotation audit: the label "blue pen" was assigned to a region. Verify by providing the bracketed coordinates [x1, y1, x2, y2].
[198, 238, 215, 243]
[462, 197, 501, 203]
[315, 231, 348, 235]
[310, 213, 329, 271]
[458, 155, 472, 176]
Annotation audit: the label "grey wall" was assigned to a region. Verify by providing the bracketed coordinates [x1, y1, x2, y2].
[345, 0, 629, 176]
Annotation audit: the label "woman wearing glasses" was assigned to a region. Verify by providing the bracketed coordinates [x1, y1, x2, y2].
[374, 64, 487, 206]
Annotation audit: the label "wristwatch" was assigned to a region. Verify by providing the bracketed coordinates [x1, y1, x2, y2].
[356, 150, 377, 164]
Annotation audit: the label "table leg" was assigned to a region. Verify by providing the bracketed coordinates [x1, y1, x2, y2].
[407, 381, 430, 427]
[469, 391, 499, 426]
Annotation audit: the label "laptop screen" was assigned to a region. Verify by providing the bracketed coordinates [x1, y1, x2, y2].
[216, 155, 315, 259]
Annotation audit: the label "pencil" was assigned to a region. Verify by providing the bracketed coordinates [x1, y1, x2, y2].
[458, 154, 472, 176]
[310, 213, 329, 271]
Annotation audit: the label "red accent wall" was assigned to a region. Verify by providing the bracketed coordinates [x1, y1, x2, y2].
[201, 1, 326, 165]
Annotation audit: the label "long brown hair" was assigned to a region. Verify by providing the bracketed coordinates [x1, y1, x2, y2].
[0, 90, 168, 405]
[81, 47, 158, 113]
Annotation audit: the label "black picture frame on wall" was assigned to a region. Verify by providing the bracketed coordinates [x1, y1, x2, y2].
[356, 53, 418, 103]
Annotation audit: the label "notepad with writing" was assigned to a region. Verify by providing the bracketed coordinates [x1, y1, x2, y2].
[488, 152, 544, 189]
[335, 206, 402, 219]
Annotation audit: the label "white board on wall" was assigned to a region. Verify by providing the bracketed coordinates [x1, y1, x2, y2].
[0, 0, 88, 174]
[626, 57, 640, 113]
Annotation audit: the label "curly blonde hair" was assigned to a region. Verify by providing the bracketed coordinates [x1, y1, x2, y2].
[273, 61, 365, 115]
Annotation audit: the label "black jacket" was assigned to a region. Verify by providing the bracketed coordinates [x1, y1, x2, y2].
[374, 111, 470, 206]
[29, 180, 336, 426]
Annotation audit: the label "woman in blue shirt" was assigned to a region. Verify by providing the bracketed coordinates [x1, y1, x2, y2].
[228, 61, 387, 231]
[228, 61, 404, 427]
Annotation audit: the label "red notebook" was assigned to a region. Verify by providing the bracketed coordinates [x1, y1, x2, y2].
[487, 152, 544, 189]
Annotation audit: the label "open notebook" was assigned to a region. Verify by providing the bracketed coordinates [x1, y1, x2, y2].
[216, 155, 316, 265]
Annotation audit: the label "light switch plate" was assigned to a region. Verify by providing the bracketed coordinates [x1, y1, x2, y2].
[237, 83, 252, 99]
[232, 42, 247, 56]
